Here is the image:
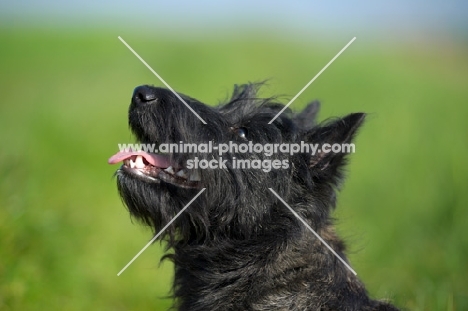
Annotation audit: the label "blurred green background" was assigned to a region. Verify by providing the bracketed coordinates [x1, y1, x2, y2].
[1, 1, 467, 310]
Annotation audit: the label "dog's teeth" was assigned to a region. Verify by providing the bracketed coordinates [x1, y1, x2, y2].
[164, 166, 175, 174]
[189, 171, 201, 181]
[129, 158, 136, 168]
[134, 155, 146, 169]
[176, 170, 188, 178]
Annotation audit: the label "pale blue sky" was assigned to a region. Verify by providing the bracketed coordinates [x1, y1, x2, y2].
[1, 1, 466, 40]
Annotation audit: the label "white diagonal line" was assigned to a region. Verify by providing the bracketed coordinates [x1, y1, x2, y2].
[268, 37, 356, 124]
[268, 188, 357, 275]
[118, 36, 207, 125]
[117, 188, 206, 276]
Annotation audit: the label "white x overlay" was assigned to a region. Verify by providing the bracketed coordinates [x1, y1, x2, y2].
[116, 36, 358, 276]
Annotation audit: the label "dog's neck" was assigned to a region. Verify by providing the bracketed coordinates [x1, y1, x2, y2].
[169, 230, 384, 311]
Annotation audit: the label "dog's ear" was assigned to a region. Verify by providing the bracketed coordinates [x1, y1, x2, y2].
[294, 101, 320, 129]
[306, 113, 365, 178]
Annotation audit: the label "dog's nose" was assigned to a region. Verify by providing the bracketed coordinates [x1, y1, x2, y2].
[132, 85, 158, 103]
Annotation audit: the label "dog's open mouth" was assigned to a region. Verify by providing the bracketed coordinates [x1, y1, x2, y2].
[108, 150, 201, 188]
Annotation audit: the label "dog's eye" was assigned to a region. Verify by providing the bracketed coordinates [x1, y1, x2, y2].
[235, 127, 248, 139]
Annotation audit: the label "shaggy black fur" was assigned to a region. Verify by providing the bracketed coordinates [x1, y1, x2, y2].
[110, 83, 399, 310]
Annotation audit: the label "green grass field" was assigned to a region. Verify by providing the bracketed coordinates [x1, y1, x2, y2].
[0, 28, 467, 310]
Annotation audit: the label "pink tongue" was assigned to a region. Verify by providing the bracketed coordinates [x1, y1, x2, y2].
[108, 151, 172, 168]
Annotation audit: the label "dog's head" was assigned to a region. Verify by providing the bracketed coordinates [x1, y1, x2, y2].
[109, 84, 364, 243]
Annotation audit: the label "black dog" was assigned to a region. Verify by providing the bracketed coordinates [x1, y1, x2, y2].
[109, 84, 399, 310]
